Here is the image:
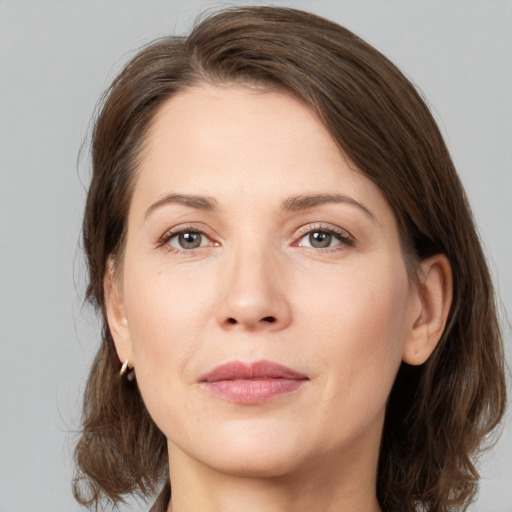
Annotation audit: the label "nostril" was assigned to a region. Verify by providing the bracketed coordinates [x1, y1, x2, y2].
[225, 316, 276, 326]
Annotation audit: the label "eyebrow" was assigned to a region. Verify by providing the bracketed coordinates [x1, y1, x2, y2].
[144, 193, 218, 219]
[281, 193, 375, 220]
[144, 192, 375, 221]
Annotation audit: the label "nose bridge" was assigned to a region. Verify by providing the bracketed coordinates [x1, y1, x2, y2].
[217, 234, 291, 331]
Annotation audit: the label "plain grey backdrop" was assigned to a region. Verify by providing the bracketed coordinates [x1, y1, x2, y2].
[1, 1, 510, 511]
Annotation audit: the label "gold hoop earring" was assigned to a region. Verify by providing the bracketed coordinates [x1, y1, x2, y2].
[119, 360, 135, 381]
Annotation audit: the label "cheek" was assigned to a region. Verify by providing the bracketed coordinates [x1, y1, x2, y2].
[311, 256, 410, 344]
[299, 262, 411, 425]
[125, 278, 192, 357]
[121, 263, 217, 411]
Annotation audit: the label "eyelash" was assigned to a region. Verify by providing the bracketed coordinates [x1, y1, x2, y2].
[158, 224, 354, 254]
[159, 225, 216, 254]
[294, 224, 355, 252]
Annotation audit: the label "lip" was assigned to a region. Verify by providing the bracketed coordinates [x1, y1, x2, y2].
[198, 360, 309, 404]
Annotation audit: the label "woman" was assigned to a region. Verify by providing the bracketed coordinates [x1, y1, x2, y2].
[74, 6, 506, 512]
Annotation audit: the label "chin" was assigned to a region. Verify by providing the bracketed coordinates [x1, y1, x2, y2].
[205, 445, 304, 478]
[170, 420, 311, 478]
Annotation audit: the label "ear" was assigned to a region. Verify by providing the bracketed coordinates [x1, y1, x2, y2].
[104, 258, 133, 366]
[402, 254, 453, 365]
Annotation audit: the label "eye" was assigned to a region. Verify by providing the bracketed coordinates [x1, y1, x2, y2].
[296, 227, 353, 250]
[166, 230, 210, 250]
[303, 230, 336, 248]
[299, 230, 339, 249]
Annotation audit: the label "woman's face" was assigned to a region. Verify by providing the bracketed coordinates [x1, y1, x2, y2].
[109, 84, 424, 479]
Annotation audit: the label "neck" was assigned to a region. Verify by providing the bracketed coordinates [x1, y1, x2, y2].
[166, 443, 382, 512]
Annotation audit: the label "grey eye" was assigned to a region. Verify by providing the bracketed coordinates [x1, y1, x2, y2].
[308, 231, 333, 248]
[181, 232, 202, 248]
[169, 231, 205, 249]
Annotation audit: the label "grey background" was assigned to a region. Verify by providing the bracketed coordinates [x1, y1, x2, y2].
[0, 1, 510, 511]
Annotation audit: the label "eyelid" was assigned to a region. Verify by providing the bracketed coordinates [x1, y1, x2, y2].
[158, 223, 219, 250]
[293, 223, 355, 248]
[157, 222, 354, 253]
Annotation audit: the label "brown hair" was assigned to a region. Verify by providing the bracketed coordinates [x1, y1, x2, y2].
[75, 6, 506, 511]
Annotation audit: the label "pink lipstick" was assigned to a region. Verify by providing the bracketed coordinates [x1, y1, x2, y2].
[198, 360, 308, 404]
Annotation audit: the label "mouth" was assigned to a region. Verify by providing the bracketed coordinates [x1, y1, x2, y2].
[198, 360, 309, 404]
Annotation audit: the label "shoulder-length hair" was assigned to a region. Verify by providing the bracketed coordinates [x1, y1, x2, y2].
[75, 6, 506, 511]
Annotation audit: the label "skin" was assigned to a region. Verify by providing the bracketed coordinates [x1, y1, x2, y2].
[106, 84, 452, 512]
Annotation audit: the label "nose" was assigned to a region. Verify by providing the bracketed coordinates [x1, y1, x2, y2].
[216, 244, 292, 332]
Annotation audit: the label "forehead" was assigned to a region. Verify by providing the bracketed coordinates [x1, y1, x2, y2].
[131, 83, 390, 219]
[142, 83, 342, 173]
